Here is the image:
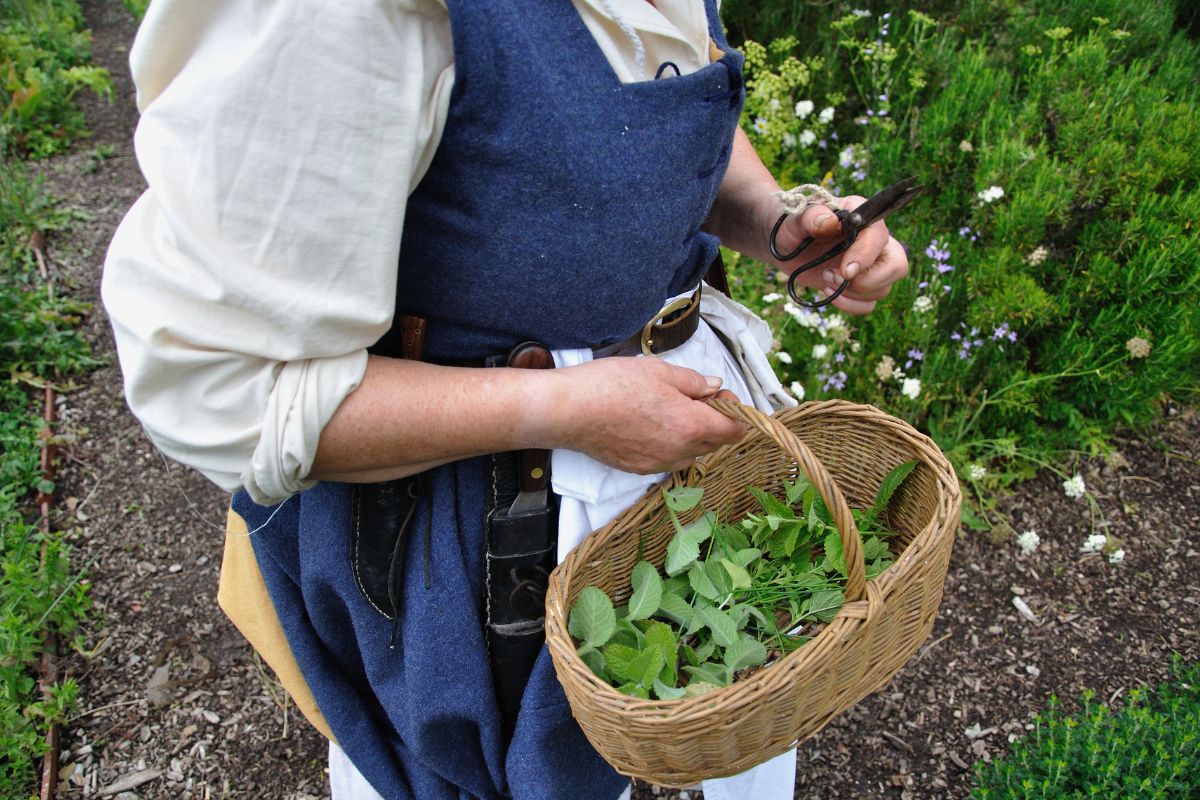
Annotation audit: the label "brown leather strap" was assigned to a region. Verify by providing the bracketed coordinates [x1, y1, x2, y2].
[591, 284, 702, 359]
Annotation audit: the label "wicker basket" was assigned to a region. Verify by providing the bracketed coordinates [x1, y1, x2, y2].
[544, 398, 961, 786]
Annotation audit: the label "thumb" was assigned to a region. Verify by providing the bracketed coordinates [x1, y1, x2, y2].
[662, 365, 724, 399]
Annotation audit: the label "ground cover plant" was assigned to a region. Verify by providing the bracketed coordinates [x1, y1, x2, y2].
[972, 658, 1200, 798]
[719, 0, 1200, 533]
[0, 1, 103, 793]
[570, 465, 912, 698]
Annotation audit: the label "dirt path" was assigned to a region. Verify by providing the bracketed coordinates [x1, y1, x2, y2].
[36, 2, 1200, 799]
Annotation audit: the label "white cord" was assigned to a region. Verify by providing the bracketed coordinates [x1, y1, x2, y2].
[597, 0, 647, 80]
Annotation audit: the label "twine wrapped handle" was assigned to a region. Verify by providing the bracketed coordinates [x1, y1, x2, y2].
[701, 398, 867, 603]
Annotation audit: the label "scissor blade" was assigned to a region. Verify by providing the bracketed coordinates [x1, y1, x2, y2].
[851, 176, 923, 227]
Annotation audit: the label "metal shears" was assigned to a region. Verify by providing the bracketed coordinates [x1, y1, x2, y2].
[770, 176, 923, 309]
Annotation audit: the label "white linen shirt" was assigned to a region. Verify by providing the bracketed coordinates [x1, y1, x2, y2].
[103, 0, 716, 504]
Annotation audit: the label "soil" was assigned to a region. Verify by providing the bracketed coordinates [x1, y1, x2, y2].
[31, 2, 1200, 799]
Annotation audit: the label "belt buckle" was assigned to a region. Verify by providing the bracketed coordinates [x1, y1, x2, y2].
[640, 295, 696, 357]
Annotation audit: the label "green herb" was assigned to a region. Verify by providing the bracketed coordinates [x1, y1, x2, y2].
[569, 461, 916, 695]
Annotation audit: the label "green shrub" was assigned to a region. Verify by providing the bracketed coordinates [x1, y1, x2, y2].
[0, 0, 112, 157]
[973, 659, 1200, 798]
[725, 1, 1200, 504]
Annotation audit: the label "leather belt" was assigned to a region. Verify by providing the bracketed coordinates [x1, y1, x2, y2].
[592, 284, 702, 358]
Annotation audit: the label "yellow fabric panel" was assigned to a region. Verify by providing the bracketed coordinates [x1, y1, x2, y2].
[218, 507, 336, 743]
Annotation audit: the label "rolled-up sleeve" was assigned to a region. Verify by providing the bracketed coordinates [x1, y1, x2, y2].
[102, 0, 453, 503]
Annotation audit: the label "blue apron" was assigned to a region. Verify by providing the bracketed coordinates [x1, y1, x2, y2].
[235, 2, 745, 797]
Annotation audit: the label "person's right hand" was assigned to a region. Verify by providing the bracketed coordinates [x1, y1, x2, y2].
[541, 357, 748, 474]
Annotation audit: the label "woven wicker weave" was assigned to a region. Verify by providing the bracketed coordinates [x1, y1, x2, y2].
[545, 398, 961, 786]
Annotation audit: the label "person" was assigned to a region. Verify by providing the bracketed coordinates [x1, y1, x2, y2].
[102, 1, 908, 798]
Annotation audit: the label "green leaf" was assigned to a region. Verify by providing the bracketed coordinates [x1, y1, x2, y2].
[617, 682, 650, 699]
[569, 587, 616, 648]
[719, 522, 751, 552]
[803, 588, 845, 623]
[644, 621, 678, 665]
[655, 592, 693, 626]
[611, 617, 643, 649]
[730, 602, 768, 629]
[693, 639, 716, 663]
[783, 476, 810, 505]
[664, 486, 705, 512]
[683, 662, 728, 687]
[723, 636, 768, 672]
[663, 574, 691, 598]
[581, 649, 608, 681]
[720, 558, 752, 589]
[629, 646, 666, 689]
[781, 519, 804, 556]
[683, 680, 720, 697]
[665, 530, 700, 577]
[627, 561, 663, 620]
[733, 548, 763, 568]
[863, 536, 889, 561]
[747, 486, 792, 518]
[653, 679, 687, 700]
[688, 561, 721, 600]
[704, 558, 733, 597]
[698, 605, 738, 647]
[682, 513, 714, 545]
[602, 643, 641, 684]
[868, 459, 918, 520]
[823, 531, 846, 577]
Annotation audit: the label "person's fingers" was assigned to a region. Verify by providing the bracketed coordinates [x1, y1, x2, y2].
[844, 236, 909, 296]
[770, 199, 850, 258]
[655, 362, 723, 399]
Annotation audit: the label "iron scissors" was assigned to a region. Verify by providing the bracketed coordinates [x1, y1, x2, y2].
[769, 176, 923, 309]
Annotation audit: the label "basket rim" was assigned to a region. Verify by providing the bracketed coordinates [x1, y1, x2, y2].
[545, 399, 962, 717]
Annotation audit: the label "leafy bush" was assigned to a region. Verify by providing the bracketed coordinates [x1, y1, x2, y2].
[0, 145, 94, 800]
[724, 0, 1200, 508]
[0, 0, 111, 157]
[973, 659, 1200, 798]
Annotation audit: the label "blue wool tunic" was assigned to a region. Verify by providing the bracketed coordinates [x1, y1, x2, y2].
[235, 2, 745, 798]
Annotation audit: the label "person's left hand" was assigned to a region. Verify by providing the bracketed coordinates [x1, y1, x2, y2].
[764, 194, 908, 316]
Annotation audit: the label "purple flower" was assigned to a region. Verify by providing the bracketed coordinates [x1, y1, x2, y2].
[831, 132, 839, 141]
[992, 323, 1010, 340]
[877, 109, 889, 117]
[936, 262, 955, 274]
[835, 352, 846, 363]
[944, 285, 952, 293]
[852, 168, 867, 181]
[958, 226, 972, 237]
[818, 139, 827, 149]
[918, 280, 929, 289]
[1008, 331, 1018, 342]
[908, 349, 924, 361]
[951, 332, 962, 342]
[879, 94, 889, 102]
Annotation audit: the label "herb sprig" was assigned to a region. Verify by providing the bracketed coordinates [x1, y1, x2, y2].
[569, 461, 917, 699]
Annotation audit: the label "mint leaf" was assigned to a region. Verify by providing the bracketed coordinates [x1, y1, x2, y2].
[569, 587, 616, 648]
[683, 662, 728, 687]
[653, 679, 687, 700]
[747, 486, 791, 518]
[655, 592, 693, 626]
[617, 682, 650, 699]
[644, 621, 678, 684]
[602, 643, 640, 684]
[704, 558, 733, 597]
[733, 548, 763, 568]
[803, 588, 845, 623]
[867, 459, 918, 521]
[698, 606, 737, 647]
[720, 558, 752, 589]
[823, 531, 846, 577]
[688, 561, 720, 600]
[627, 561, 663, 620]
[723, 636, 768, 672]
[682, 513, 714, 545]
[581, 649, 608, 681]
[665, 530, 700, 577]
[629, 646, 666, 689]
[664, 486, 705, 512]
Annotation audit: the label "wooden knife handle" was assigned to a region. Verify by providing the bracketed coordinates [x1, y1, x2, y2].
[507, 342, 554, 493]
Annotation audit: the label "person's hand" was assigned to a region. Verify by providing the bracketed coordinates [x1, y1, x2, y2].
[766, 194, 909, 315]
[544, 357, 747, 474]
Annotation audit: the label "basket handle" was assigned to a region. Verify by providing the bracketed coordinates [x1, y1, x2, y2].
[703, 398, 867, 603]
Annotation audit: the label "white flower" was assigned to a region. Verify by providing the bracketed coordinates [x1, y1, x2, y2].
[786, 304, 822, 328]
[977, 185, 1005, 204]
[958, 139, 974, 153]
[789, 381, 806, 400]
[811, 344, 829, 360]
[776, 351, 793, 364]
[794, 100, 815, 118]
[892, 367, 906, 381]
[1080, 533, 1107, 553]
[850, 341, 861, 353]
[1016, 529, 1040, 555]
[838, 146, 855, 169]
[901, 378, 921, 400]
[1025, 246, 1049, 266]
[798, 129, 817, 147]
[1063, 474, 1086, 498]
[782, 133, 796, 148]
[752, 117, 768, 135]
[912, 295, 934, 313]
[968, 464, 987, 481]
[818, 106, 835, 124]
[768, 98, 782, 112]
[852, 8, 872, 17]
[762, 292, 783, 303]
[1107, 549, 1125, 564]
[875, 356, 895, 381]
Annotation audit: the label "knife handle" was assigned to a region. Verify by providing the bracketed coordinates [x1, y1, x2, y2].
[507, 342, 554, 493]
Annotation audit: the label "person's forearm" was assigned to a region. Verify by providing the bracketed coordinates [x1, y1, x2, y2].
[309, 356, 558, 483]
[704, 128, 789, 259]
